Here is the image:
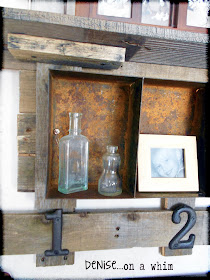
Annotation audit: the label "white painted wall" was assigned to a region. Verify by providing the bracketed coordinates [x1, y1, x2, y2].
[0, 2, 209, 278]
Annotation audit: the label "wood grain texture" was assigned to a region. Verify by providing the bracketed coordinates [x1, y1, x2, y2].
[18, 155, 35, 192]
[3, 8, 208, 70]
[3, 49, 208, 83]
[2, 49, 36, 71]
[160, 198, 195, 256]
[162, 197, 196, 210]
[19, 71, 36, 113]
[3, 210, 208, 255]
[35, 62, 207, 83]
[17, 114, 36, 154]
[8, 33, 126, 69]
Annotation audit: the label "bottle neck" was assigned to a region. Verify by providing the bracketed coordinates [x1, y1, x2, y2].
[69, 113, 82, 135]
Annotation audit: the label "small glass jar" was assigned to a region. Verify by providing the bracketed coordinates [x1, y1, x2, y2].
[98, 145, 122, 196]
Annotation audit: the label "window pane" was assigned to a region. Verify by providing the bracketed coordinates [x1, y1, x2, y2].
[141, 0, 170, 26]
[31, 0, 64, 14]
[0, 0, 29, 9]
[97, 0, 131, 18]
[187, 0, 210, 28]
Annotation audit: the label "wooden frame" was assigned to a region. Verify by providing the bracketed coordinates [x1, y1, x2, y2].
[138, 134, 199, 193]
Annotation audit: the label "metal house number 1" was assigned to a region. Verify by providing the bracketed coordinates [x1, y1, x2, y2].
[169, 204, 197, 250]
[44, 209, 69, 257]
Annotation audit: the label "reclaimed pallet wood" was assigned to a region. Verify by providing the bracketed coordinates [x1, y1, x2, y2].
[17, 114, 36, 154]
[3, 8, 208, 69]
[3, 47, 208, 83]
[3, 210, 208, 255]
[160, 198, 196, 256]
[19, 71, 36, 113]
[18, 155, 35, 192]
[3, 49, 36, 71]
[8, 33, 126, 69]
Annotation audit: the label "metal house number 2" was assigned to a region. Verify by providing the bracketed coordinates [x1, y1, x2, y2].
[169, 204, 197, 250]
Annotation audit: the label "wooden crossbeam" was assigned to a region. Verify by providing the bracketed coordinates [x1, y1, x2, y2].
[3, 210, 208, 255]
[8, 33, 126, 70]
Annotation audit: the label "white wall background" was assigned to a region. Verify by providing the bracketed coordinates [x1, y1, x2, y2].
[0, 1, 210, 279]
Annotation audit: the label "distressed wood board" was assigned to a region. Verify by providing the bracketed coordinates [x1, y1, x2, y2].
[3, 49, 208, 83]
[8, 33, 126, 70]
[19, 71, 36, 113]
[18, 155, 35, 192]
[17, 114, 36, 154]
[3, 8, 208, 70]
[3, 210, 208, 255]
[2, 49, 36, 71]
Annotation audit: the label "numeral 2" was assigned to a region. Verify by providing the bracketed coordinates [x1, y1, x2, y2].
[169, 204, 196, 250]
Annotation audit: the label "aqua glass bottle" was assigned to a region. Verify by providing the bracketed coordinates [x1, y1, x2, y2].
[98, 145, 122, 196]
[58, 113, 88, 194]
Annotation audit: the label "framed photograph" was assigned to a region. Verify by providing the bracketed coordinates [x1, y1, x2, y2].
[138, 134, 199, 192]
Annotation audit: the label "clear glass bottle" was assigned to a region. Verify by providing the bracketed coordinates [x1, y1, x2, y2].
[98, 145, 122, 196]
[58, 113, 88, 194]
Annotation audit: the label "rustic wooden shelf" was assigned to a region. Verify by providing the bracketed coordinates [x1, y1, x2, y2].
[3, 209, 208, 255]
[2, 7, 208, 205]
[3, 8, 208, 69]
[8, 33, 126, 70]
[1, 7, 209, 269]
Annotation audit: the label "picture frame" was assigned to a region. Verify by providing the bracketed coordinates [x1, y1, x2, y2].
[138, 134, 199, 192]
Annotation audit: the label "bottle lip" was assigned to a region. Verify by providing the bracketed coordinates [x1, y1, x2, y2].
[69, 112, 82, 117]
[106, 145, 118, 153]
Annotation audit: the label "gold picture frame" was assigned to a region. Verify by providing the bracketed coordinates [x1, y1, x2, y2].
[138, 134, 199, 192]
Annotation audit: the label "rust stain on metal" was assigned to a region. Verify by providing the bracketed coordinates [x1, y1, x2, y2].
[140, 80, 204, 136]
[47, 71, 140, 196]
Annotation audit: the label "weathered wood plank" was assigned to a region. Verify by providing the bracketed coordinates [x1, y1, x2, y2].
[3, 210, 208, 255]
[3, 8, 208, 70]
[2, 49, 36, 71]
[8, 33, 126, 69]
[162, 197, 196, 210]
[17, 114, 36, 154]
[3, 8, 208, 46]
[160, 198, 196, 256]
[18, 155, 35, 192]
[3, 49, 207, 83]
[40, 62, 208, 83]
[19, 71, 36, 113]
